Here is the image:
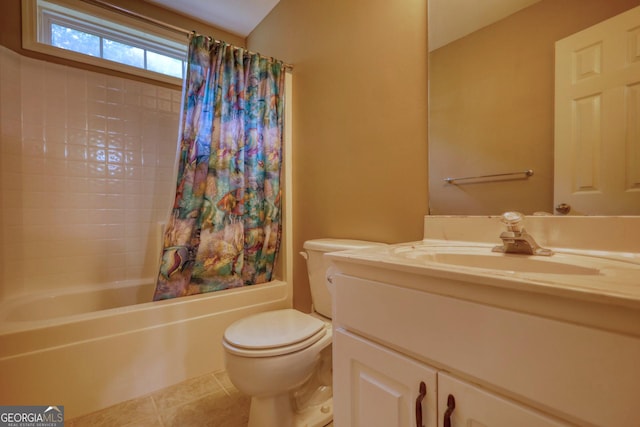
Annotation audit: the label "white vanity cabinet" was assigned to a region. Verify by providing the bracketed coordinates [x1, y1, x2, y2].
[330, 270, 640, 427]
[334, 329, 568, 427]
[333, 328, 438, 427]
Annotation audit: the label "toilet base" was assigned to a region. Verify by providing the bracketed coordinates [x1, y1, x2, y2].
[294, 396, 332, 427]
[248, 394, 293, 427]
[247, 394, 332, 427]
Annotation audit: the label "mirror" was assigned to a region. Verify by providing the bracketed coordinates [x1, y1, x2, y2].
[427, 0, 640, 215]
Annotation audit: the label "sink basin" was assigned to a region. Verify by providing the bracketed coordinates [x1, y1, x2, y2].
[404, 251, 600, 275]
[328, 240, 640, 305]
[389, 246, 614, 276]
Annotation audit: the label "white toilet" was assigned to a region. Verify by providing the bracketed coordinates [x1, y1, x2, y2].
[222, 238, 385, 427]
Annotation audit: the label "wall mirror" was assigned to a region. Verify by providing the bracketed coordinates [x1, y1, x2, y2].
[427, 0, 640, 215]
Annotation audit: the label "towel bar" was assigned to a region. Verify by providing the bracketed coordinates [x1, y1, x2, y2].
[444, 169, 533, 184]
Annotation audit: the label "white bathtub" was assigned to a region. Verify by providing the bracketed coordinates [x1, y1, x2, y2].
[0, 279, 290, 419]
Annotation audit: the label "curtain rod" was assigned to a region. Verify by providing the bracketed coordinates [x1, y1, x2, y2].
[81, 0, 293, 70]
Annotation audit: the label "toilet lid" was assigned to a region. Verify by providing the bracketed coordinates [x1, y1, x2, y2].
[224, 309, 325, 351]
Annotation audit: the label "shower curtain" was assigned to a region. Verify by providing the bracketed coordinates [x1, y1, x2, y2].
[153, 35, 286, 300]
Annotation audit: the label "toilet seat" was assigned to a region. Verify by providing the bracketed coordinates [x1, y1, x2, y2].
[223, 309, 327, 358]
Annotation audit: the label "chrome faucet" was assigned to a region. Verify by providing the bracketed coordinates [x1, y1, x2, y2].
[492, 212, 553, 256]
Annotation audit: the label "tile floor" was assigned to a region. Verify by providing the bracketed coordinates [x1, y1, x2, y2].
[67, 371, 334, 427]
[67, 371, 250, 427]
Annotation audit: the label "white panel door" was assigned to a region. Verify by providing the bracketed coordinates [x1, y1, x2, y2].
[554, 5, 640, 215]
[333, 329, 438, 427]
[437, 373, 570, 427]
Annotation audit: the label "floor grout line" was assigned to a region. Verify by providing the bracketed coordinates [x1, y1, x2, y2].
[212, 371, 234, 397]
[148, 391, 165, 427]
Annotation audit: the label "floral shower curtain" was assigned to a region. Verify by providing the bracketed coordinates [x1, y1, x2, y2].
[153, 35, 286, 300]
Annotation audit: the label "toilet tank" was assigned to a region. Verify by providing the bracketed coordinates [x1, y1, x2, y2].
[302, 239, 387, 319]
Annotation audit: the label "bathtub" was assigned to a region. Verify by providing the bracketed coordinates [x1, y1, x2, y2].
[0, 279, 290, 419]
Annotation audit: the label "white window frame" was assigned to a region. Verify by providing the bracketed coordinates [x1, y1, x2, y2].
[22, 0, 187, 85]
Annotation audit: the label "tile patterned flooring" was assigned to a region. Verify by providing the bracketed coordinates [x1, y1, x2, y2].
[67, 371, 250, 427]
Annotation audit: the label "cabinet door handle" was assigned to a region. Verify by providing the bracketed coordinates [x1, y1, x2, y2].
[443, 394, 456, 427]
[415, 381, 427, 427]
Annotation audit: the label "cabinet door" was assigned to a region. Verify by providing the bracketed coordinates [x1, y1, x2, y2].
[334, 328, 437, 427]
[437, 373, 570, 427]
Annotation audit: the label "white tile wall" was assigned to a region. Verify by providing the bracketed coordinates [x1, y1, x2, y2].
[0, 46, 181, 300]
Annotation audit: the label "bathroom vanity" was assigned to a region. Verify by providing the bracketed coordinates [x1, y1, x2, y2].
[327, 216, 640, 427]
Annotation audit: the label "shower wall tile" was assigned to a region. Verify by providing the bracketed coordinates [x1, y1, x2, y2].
[0, 46, 180, 301]
[1, 47, 22, 301]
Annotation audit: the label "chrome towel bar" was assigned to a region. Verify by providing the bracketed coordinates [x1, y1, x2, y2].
[444, 169, 533, 184]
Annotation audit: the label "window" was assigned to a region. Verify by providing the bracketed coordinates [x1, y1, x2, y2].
[22, 0, 187, 84]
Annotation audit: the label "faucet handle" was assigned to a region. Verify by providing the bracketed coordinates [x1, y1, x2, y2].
[500, 211, 524, 232]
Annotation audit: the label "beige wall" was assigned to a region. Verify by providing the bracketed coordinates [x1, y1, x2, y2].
[429, 0, 640, 215]
[248, 0, 429, 311]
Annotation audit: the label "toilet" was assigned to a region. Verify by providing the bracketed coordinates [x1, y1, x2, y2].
[222, 238, 385, 427]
